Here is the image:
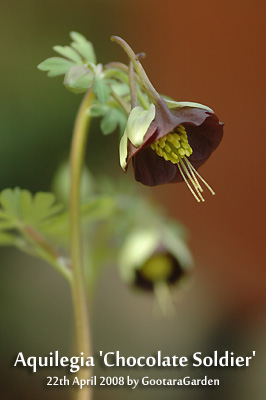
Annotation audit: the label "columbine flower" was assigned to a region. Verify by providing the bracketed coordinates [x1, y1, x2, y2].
[119, 228, 192, 289]
[112, 36, 224, 202]
[118, 227, 192, 313]
[125, 103, 223, 202]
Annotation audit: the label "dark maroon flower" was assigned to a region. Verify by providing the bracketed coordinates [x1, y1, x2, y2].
[112, 36, 224, 201]
[131, 106, 223, 184]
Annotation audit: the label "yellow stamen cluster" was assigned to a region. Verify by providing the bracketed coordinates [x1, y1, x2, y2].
[150, 124, 193, 164]
[150, 124, 215, 202]
[140, 254, 174, 283]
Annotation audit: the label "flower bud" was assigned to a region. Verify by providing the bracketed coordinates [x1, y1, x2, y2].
[64, 65, 94, 94]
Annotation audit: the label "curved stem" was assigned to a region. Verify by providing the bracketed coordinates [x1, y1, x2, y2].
[104, 63, 130, 81]
[128, 62, 138, 109]
[109, 88, 130, 115]
[110, 36, 161, 104]
[70, 89, 94, 400]
[104, 64, 150, 110]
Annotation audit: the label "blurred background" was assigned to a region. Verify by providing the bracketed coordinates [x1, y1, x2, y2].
[0, 0, 265, 399]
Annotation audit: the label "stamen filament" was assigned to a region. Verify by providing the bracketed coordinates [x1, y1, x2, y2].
[184, 157, 203, 192]
[150, 125, 215, 201]
[179, 159, 205, 202]
[154, 281, 175, 316]
[184, 157, 215, 195]
[177, 163, 200, 202]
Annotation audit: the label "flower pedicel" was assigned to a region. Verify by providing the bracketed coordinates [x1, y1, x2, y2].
[112, 36, 224, 202]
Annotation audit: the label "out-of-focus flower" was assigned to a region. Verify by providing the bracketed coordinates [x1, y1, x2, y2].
[119, 227, 192, 292]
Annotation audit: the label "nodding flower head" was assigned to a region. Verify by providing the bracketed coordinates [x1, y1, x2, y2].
[112, 36, 224, 202]
[118, 228, 192, 291]
[118, 226, 192, 313]
[126, 105, 223, 202]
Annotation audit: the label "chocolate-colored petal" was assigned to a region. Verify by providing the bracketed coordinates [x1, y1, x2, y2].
[170, 106, 210, 127]
[125, 101, 223, 187]
[133, 147, 177, 186]
[145, 105, 210, 144]
[185, 113, 224, 162]
[170, 113, 224, 183]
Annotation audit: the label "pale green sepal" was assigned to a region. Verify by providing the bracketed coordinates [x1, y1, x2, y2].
[118, 230, 159, 283]
[37, 57, 75, 77]
[53, 45, 83, 64]
[119, 132, 128, 170]
[64, 65, 93, 94]
[162, 224, 193, 270]
[70, 31, 96, 64]
[164, 99, 214, 113]
[125, 104, 155, 148]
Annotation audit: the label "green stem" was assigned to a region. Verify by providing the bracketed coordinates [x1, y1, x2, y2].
[70, 89, 94, 400]
[104, 63, 130, 82]
[128, 62, 138, 109]
[104, 63, 150, 109]
[110, 36, 161, 104]
[109, 89, 130, 115]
